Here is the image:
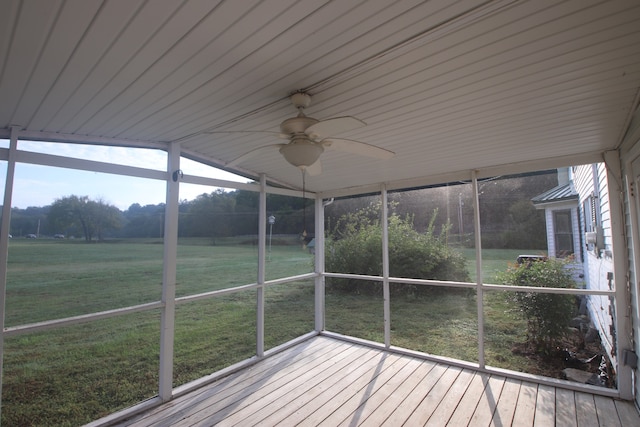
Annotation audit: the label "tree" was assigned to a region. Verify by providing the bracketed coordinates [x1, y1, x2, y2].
[9, 206, 50, 236]
[233, 190, 259, 236]
[121, 203, 165, 238]
[184, 190, 237, 241]
[477, 172, 557, 249]
[48, 195, 122, 241]
[502, 200, 547, 248]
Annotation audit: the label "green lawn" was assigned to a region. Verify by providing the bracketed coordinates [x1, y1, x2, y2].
[462, 247, 547, 283]
[2, 239, 537, 426]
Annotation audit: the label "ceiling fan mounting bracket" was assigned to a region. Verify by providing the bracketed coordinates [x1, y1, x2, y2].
[290, 91, 311, 109]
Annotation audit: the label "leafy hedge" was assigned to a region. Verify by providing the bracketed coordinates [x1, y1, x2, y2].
[325, 203, 470, 295]
[498, 257, 577, 354]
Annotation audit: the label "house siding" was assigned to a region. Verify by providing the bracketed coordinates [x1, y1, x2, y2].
[619, 113, 640, 408]
[574, 164, 617, 368]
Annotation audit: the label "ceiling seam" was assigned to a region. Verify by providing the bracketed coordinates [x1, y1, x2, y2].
[76, 0, 233, 137]
[59, 0, 189, 134]
[106, 0, 304, 139]
[116, 0, 333, 141]
[24, 0, 107, 131]
[159, 0, 521, 144]
[8, 0, 65, 127]
[41, 0, 152, 132]
[303, 0, 522, 95]
[0, 0, 21, 97]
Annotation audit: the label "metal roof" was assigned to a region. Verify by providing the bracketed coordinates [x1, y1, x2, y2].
[1, 0, 639, 195]
[531, 182, 579, 205]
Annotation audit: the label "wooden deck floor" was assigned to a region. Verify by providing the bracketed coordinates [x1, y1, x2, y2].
[115, 336, 640, 426]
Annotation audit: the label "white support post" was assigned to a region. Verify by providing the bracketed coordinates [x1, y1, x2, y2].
[159, 143, 180, 401]
[382, 185, 391, 348]
[604, 150, 634, 400]
[257, 174, 266, 357]
[314, 195, 325, 332]
[472, 171, 485, 369]
[0, 126, 19, 412]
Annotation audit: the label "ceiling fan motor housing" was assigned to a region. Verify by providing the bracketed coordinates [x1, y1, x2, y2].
[279, 115, 318, 136]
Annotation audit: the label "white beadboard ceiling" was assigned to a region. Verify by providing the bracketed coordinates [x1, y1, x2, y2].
[1, 0, 639, 194]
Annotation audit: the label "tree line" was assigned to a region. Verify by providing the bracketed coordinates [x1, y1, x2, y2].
[6, 189, 312, 242]
[6, 170, 558, 248]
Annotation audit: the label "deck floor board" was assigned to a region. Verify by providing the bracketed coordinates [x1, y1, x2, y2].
[470, 374, 505, 426]
[490, 377, 520, 427]
[576, 392, 600, 427]
[114, 336, 640, 427]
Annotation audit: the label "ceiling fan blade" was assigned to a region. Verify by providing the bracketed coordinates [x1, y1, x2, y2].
[226, 144, 286, 167]
[304, 116, 366, 140]
[204, 130, 288, 139]
[204, 130, 280, 135]
[322, 138, 395, 159]
[305, 160, 322, 176]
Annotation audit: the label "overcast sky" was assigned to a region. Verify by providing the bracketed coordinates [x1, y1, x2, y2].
[0, 139, 248, 210]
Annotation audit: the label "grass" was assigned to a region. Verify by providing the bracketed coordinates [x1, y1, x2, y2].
[6, 239, 165, 326]
[390, 289, 479, 362]
[3, 239, 314, 426]
[2, 239, 539, 426]
[4, 312, 162, 426]
[462, 247, 547, 283]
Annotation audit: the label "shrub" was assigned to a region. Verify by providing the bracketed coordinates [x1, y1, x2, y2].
[498, 258, 577, 354]
[325, 203, 470, 295]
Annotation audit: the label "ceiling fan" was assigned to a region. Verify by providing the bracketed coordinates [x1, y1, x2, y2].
[226, 92, 395, 175]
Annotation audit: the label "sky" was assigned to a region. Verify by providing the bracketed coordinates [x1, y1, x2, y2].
[0, 139, 249, 210]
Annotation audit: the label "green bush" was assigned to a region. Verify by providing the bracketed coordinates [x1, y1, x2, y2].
[325, 203, 470, 295]
[498, 258, 577, 354]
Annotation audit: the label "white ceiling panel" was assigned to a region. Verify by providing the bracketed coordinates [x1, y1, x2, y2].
[27, 0, 147, 131]
[1, 0, 639, 195]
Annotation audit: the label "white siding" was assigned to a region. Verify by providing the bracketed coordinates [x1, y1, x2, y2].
[573, 164, 617, 373]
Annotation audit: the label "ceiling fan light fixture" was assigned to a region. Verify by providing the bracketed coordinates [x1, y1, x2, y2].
[279, 139, 324, 168]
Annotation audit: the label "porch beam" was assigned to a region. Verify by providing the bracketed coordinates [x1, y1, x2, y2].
[257, 174, 267, 357]
[159, 142, 181, 401]
[3, 301, 164, 337]
[318, 152, 604, 200]
[314, 195, 326, 332]
[14, 149, 167, 181]
[322, 272, 615, 295]
[6, 129, 169, 151]
[381, 185, 391, 348]
[3, 147, 312, 199]
[472, 170, 485, 369]
[0, 126, 19, 413]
